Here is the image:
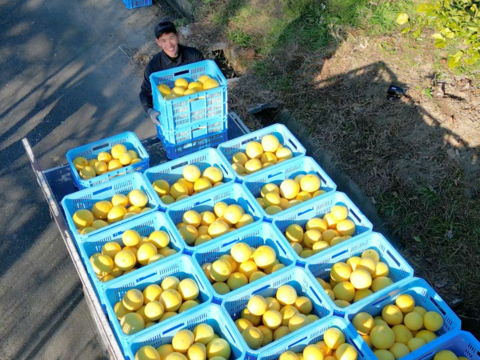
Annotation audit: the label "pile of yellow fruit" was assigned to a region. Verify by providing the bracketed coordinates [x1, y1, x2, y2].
[201, 242, 283, 295]
[158, 75, 219, 100]
[256, 174, 325, 216]
[135, 324, 232, 360]
[152, 165, 224, 205]
[231, 135, 293, 175]
[175, 202, 254, 247]
[284, 205, 356, 259]
[114, 276, 201, 335]
[89, 229, 176, 283]
[235, 286, 319, 350]
[316, 249, 392, 309]
[73, 144, 142, 180]
[351, 294, 444, 360]
[278, 328, 358, 360]
[72, 189, 150, 235]
[431, 351, 468, 360]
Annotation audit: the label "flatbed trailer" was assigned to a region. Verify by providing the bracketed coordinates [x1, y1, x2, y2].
[22, 112, 250, 360]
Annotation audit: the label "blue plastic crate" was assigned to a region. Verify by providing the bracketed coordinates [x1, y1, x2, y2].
[222, 266, 334, 356]
[306, 231, 414, 316]
[66, 131, 150, 190]
[345, 277, 462, 355]
[144, 147, 236, 211]
[217, 124, 307, 182]
[127, 304, 246, 360]
[122, 0, 151, 9]
[150, 60, 228, 132]
[400, 330, 480, 360]
[102, 255, 214, 352]
[193, 222, 298, 301]
[166, 183, 264, 253]
[256, 317, 373, 360]
[79, 212, 184, 300]
[243, 156, 337, 222]
[157, 121, 228, 160]
[61, 172, 160, 243]
[273, 191, 374, 265]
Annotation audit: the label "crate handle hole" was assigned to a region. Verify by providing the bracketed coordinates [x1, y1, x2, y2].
[174, 69, 190, 77]
[386, 250, 401, 266]
[137, 272, 156, 282]
[92, 143, 110, 151]
[162, 322, 185, 335]
[253, 285, 270, 294]
[429, 296, 446, 316]
[195, 199, 210, 206]
[172, 161, 188, 170]
[223, 240, 237, 247]
[92, 186, 112, 196]
[350, 209, 362, 223]
[268, 172, 282, 179]
[298, 208, 313, 216]
[277, 241, 286, 255]
[289, 337, 307, 348]
[372, 296, 389, 307]
[332, 249, 348, 259]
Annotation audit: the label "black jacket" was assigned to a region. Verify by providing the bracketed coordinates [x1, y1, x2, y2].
[139, 45, 204, 112]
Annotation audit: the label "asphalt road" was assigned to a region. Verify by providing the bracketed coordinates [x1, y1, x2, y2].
[0, 0, 173, 358]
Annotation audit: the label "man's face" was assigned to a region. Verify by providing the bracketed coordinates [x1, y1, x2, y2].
[156, 32, 179, 58]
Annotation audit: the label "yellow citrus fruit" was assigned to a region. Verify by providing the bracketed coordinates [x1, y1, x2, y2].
[371, 325, 395, 349]
[159, 289, 182, 312]
[194, 178, 212, 193]
[223, 204, 245, 224]
[172, 86, 186, 96]
[371, 277, 393, 292]
[236, 213, 254, 228]
[382, 304, 404, 326]
[188, 82, 202, 90]
[73, 157, 88, 171]
[299, 174, 321, 193]
[336, 343, 358, 360]
[362, 249, 380, 262]
[161, 276, 180, 291]
[389, 343, 410, 359]
[245, 159, 263, 174]
[107, 159, 122, 171]
[323, 229, 340, 243]
[416, 330, 437, 343]
[123, 289, 144, 311]
[248, 295, 268, 316]
[128, 189, 148, 207]
[423, 311, 443, 331]
[111, 194, 128, 207]
[273, 326, 291, 341]
[306, 218, 328, 233]
[114, 250, 136, 271]
[208, 221, 229, 239]
[253, 245, 277, 268]
[102, 241, 122, 259]
[346, 257, 361, 271]
[178, 278, 199, 300]
[353, 312, 374, 335]
[148, 230, 170, 249]
[303, 229, 322, 248]
[213, 282, 230, 295]
[206, 338, 231, 359]
[97, 152, 112, 163]
[357, 258, 376, 275]
[153, 180, 170, 196]
[242, 327, 264, 350]
[144, 301, 164, 322]
[230, 242, 252, 263]
[404, 311, 423, 331]
[241, 308, 261, 326]
[119, 152, 132, 166]
[114, 301, 131, 319]
[392, 324, 413, 345]
[232, 152, 248, 166]
[111, 144, 127, 159]
[214, 202, 228, 217]
[374, 350, 395, 360]
[433, 350, 458, 360]
[265, 205, 282, 215]
[143, 284, 162, 304]
[158, 84, 171, 97]
[73, 209, 94, 229]
[395, 294, 415, 313]
[261, 135, 280, 152]
[280, 179, 300, 200]
[261, 183, 280, 197]
[235, 318, 253, 332]
[121, 229, 140, 247]
[193, 323, 214, 345]
[203, 78, 220, 90]
[90, 253, 114, 275]
[175, 78, 188, 88]
[238, 261, 258, 279]
[324, 327, 346, 350]
[350, 269, 373, 290]
[276, 147, 293, 161]
[79, 166, 96, 179]
[258, 325, 273, 347]
[331, 205, 349, 221]
[336, 220, 356, 236]
[374, 262, 390, 278]
[120, 312, 144, 335]
[333, 282, 356, 302]
[182, 210, 201, 227]
[407, 337, 426, 352]
[179, 225, 198, 245]
[246, 142, 264, 159]
[195, 235, 212, 246]
[94, 161, 108, 175]
[260, 152, 277, 164]
[137, 243, 158, 265]
[172, 329, 195, 353]
[210, 259, 232, 282]
[330, 262, 352, 283]
[285, 224, 304, 243]
[203, 167, 223, 184]
[170, 183, 188, 199]
[262, 309, 283, 330]
[354, 289, 373, 302]
[161, 195, 175, 204]
[233, 163, 246, 174]
[276, 285, 298, 306]
[227, 272, 248, 290]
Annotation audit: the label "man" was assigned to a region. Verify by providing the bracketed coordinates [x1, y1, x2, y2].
[140, 19, 204, 126]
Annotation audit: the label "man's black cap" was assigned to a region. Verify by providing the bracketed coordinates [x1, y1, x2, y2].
[155, 19, 177, 38]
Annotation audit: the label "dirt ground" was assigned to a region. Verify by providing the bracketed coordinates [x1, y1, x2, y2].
[175, 8, 480, 334]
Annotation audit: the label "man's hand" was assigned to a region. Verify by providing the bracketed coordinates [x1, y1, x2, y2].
[147, 108, 161, 126]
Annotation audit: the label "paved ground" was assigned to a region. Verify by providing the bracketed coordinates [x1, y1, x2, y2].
[0, 0, 173, 358]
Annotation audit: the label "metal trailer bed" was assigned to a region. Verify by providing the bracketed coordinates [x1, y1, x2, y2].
[22, 112, 250, 359]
